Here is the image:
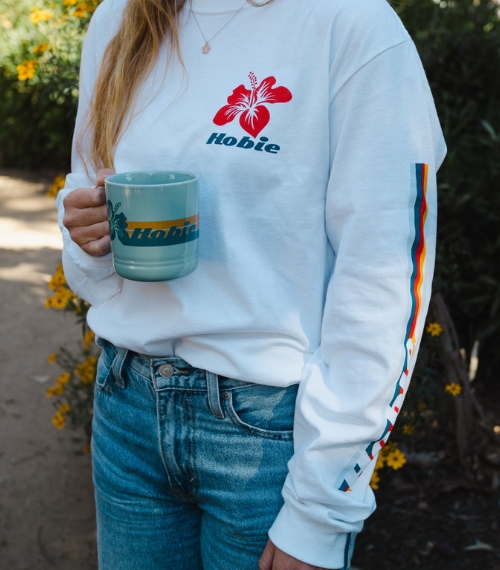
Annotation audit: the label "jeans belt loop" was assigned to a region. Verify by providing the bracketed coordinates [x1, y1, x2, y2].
[111, 347, 128, 389]
[206, 371, 224, 419]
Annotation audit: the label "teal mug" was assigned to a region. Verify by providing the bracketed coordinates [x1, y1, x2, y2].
[104, 170, 199, 282]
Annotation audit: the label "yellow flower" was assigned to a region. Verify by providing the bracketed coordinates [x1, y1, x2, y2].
[83, 329, 95, 350]
[59, 403, 70, 414]
[63, 0, 77, 4]
[52, 411, 65, 429]
[48, 272, 66, 290]
[445, 382, 462, 396]
[369, 443, 406, 487]
[56, 373, 70, 386]
[50, 295, 66, 310]
[16, 60, 38, 81]
[385, 448, 407, 470]
[47, 353, 57, 364]
[47, 175, 65, 197]
[46, 385, 63, 397]
[44, 296, 54, 308]
[30, 7, 54, 24]
[75, 356, 97, 384]
[48, 287, 75, 309]
[32, 42, 49, 54]
[369, 468, 380, 490]
[374, 449, 387, 469]
[51, 264, 66, 282]
[402, 424, 415, 435]
[51, 297, 65, 309]
[426, 322, 444, 337]
[72, 2, 94, 17]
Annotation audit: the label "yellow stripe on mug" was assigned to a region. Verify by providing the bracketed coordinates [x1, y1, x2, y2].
[124, 214, 199, 246]
[125, 214, 199, 233]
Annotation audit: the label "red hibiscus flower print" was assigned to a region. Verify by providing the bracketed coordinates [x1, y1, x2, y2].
[213, 72, 292, 138]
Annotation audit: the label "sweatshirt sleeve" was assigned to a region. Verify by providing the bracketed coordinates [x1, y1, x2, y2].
[268, 40, 446, 568]
[55, 1, 123, 307]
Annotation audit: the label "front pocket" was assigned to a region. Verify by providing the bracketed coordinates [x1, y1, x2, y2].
[224, 383, 298, 440]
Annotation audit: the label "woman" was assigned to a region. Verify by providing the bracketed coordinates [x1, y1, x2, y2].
[58, 0, 446, 568]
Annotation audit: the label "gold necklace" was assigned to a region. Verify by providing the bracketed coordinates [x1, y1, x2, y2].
[190, 1, 247, 54]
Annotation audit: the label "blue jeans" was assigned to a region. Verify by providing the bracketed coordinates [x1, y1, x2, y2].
[92, 339, 353, 569]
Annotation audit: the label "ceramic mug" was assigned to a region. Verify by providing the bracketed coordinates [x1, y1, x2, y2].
[104, 170, 199, 282]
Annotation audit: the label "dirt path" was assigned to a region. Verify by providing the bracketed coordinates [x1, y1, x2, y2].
[0, 170, 97, 570]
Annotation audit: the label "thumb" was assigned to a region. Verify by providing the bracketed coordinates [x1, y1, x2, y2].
[95, 168, 115, 189]
[258, 539, 275, 570]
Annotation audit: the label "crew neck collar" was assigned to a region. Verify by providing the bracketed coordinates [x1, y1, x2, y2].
[189, 0, 252, 15]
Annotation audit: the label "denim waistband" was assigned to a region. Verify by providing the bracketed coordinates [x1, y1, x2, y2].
[97, 337, 253, 393]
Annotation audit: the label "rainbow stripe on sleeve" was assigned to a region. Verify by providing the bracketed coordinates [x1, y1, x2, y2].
[408, 163, 428, 349]
[334, 163, 429, 493]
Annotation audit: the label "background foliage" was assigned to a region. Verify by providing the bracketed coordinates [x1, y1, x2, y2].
[393, 0, 500, 465]
[396, 0, 500, 391]
[0, 0, 96, 169]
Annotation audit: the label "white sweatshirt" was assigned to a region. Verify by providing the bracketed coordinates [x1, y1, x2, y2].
[57, 0, 446, 566]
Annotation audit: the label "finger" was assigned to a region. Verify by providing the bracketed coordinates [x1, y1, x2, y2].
[64, 202, 108, 230]
[81, 234, 111, 257]
[95, 168, 115, 188]
[258, 539, 275, 570]
[63, 202, 108, 230]
[69, 221, 110, 247]
[64, 186, 107, 210]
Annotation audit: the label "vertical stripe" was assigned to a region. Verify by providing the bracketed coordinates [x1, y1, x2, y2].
[343, 533, 352, 570]
[334, 164, 429, 493]
[408, 163, 428, 348]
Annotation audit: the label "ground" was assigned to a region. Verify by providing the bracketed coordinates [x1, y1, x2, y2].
[0, 170, 498, 570]
[352, 463, 500, 569]
[0, 170, 96, 570]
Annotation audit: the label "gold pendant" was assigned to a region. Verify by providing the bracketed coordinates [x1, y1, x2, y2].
[202, 42, 211, 54]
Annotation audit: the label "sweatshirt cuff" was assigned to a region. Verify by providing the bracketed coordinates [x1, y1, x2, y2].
[56, 179, 115, 279]
[64, 235, 115, 277]
[268, 501, 353, 570]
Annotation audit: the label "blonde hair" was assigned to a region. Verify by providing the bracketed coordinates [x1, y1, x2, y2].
[80, 0, 272, 173]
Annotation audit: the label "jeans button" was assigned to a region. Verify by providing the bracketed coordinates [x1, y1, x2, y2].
[158, 364, 174, 378]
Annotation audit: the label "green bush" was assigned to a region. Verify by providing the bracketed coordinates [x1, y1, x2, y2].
[380, 0, 500, 477]
[0, 0, 97, 169]
[397, 0, 500, 386]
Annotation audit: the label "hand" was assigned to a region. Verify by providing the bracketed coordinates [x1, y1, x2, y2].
[62, 168, 114, 256]
[258, 539, 334, 570]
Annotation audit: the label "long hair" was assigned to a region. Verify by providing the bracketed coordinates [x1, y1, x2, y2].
[79, 0, 272, 173]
